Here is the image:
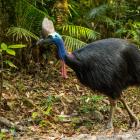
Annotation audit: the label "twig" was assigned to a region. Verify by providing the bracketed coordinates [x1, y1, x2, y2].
[0, 117, 25, 131]
[0, 53, 3, 101]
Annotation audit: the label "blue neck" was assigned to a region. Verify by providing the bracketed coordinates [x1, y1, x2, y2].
[54, 38, 67, 61]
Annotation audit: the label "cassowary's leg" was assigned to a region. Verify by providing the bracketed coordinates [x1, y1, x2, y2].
[106, 98, 117, 129]
[120, 98, 139, 128]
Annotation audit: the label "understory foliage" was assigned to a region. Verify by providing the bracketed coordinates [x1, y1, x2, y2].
[0, 43, 26, 101]
[3, 0, 140, 51]
[6, 0, 47, 43]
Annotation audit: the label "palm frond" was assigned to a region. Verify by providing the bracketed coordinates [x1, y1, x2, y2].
[98, 16, 115, 27]
[7, 27, 39, 42]
[68, 4, 79, 16]
[25, 0, 47, 16]
[62, 35, 87, 52]
[62, 25, 100, 40]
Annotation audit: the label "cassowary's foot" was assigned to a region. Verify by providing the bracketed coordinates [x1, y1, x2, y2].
[120, 98, 139, 128]
[106, 121, 114, 129]
[130, 116, 139, 128]
[104, 122, 114, 135]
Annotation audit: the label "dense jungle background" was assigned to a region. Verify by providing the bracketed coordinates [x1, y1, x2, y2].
[0, 0, 140, 139]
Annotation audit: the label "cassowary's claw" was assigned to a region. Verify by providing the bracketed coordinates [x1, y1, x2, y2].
[130, 117, 139, 128]
[120, 98, 139, 128]
[106, 122, 114, 130]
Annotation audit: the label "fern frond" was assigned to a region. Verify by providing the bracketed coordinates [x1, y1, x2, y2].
[7, 27, 39, 42]
[15, 0, 48, 35]
[62, 35, 87, 52]
[62, 25, 100, 40]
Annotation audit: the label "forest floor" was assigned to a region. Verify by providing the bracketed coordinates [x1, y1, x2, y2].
[1, 63, 140, 139]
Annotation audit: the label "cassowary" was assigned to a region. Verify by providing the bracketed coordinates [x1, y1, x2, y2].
[37, 18, 140, 129]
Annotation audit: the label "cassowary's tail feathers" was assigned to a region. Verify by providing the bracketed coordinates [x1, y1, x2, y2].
[123, 44, 140, 84]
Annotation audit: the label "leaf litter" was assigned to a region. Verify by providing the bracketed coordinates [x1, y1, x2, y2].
[1, 63, 140, 139]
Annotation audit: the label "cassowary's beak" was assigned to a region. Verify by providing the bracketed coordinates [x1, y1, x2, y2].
[36, 37, 53, 46]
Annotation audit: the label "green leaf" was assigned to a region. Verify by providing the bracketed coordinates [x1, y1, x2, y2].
[0, 49, 2, 53]
[4, 60, 17, 68]
[43, 105, 52, 115]
[1, 43, 7, 50]
[32, 112, 38, 119]
[6, 49, 16, 56]
[8, 44, 26, 49]
[62, 25, 100, 40]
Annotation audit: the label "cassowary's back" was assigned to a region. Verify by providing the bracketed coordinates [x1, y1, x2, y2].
[66, 38, 140, 99]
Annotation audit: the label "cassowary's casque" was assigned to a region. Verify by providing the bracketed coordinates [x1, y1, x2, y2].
[37, 18, 140, 129]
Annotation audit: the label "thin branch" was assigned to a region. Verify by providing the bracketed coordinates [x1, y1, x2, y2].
[0, 53, 3, 102]
[0, 116, 25, 131]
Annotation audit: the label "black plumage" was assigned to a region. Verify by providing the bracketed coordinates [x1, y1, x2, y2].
[65, 38, 140, 99]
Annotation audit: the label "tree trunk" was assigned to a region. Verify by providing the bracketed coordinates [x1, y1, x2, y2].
[54, 0, 69, 26]
[0, 0, 16, 42]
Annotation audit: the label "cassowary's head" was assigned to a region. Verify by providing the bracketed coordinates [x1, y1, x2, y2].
[37, 18, 67, 78]
[38, 32, 66, 60]
[37, 18, 66, 60]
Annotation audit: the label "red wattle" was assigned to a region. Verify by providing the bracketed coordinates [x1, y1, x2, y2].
[61, 60, 68, 78]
